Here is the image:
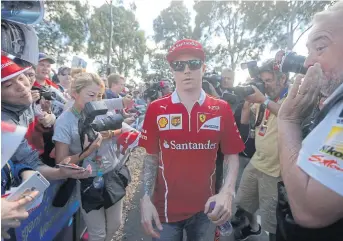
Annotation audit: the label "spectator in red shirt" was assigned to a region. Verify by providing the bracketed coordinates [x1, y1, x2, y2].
[139, 39, 245, 240]
[34, 53, 59, 89]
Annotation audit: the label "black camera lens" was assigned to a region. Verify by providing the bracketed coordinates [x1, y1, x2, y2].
[281, 52, 308, 74]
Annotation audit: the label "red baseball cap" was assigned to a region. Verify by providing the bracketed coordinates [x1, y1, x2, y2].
[166, 39, 205, 63]
[1, 55, 31, 82]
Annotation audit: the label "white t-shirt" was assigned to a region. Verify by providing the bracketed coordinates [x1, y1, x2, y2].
[297, 84, 343, 196]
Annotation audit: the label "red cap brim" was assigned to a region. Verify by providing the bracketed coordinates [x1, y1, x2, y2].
[167, 49, 205, 63]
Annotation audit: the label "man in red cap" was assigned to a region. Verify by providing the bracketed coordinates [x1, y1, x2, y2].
[1, 55, 90, 181]
[139, 39, 245, 240]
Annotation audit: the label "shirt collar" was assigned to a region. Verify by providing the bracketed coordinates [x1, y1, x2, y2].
[171, 89, 206, 105]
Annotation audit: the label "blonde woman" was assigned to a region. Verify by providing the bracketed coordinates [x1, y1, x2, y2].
[53, 73, 133, 241]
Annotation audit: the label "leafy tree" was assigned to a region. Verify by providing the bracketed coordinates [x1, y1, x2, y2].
[144, 50, 173, 83]
[87, 4, 147, 77]
[35, 1, 90, 65]
[193, 1, 275, 71]
[242, 1, 333, 50]
[153, 1, 193, 49]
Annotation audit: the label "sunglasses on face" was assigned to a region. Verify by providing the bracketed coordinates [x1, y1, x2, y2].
[170, 59, 203, 72]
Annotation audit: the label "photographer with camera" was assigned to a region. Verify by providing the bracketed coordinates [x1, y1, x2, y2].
[1, 55, 91, 182]
[276, 2, 343, 241]
[53, 72, 134, 241]
[232, 59, 289, 241]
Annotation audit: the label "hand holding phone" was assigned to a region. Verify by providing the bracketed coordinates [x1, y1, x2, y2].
[56, 163, 86, 171]
[6, 171, 49, 211]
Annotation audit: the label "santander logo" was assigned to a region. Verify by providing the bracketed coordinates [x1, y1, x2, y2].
[163, 140, 216, 150]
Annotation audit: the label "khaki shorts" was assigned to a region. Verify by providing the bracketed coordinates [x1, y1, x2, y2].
[235, 162, 281, 233]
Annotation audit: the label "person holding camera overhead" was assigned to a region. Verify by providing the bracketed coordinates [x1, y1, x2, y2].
[53, 72, 134, 241]
[232, 59, 290, 241]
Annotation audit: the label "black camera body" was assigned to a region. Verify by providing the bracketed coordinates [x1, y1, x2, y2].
[143, 82, 162, 102]
[275, 50, 307, 74]
[220, 61, 265, 108]
[202, 72, 222, 89]
[78, 101, 124, 145]
[31, 86, 56, 102]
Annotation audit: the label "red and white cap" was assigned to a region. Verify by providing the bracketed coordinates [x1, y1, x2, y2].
[166, 39, 205, 63]
[117, 130, 140, 155]
[1, 55, 31, 82]
[1, 121, 27, 168]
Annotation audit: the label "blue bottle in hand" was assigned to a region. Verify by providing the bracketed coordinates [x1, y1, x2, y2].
[209, 201, 233, 236]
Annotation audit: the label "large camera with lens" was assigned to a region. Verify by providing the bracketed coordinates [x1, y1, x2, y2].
[221, 61, 265, 107]
[78, 101, 124, 147]
[275, 50, 307, 74]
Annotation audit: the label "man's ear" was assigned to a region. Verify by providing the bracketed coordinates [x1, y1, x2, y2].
[202, 63, 206, 73]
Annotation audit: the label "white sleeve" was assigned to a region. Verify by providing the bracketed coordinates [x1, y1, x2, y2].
[297, 102, 343, 196]
[103, 98, 124, 111]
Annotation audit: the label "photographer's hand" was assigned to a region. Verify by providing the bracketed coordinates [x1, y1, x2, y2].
[278, 63, 322, 124]
[83, 133, 103, 155]
[31, 90, 40, 103]
[244, 86, 266, 104]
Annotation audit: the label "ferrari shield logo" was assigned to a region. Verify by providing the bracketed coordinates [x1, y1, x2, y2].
[199, 114, 206, 123]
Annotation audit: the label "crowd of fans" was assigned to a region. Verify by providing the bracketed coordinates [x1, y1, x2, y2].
[1, 1, 343, 241]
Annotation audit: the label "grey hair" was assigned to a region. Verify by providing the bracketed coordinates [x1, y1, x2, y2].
[313, 1, 343, 25]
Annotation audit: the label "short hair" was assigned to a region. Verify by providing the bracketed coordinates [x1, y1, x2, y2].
[313, 1, 343, 27]
[71, 68, 86, 79]
[71, 72, 105, 94]
[107, 73, 124, 88]
[12, 58, 35, 70]
[259, 58, 289, 83]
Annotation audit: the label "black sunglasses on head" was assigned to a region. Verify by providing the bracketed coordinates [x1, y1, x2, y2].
[170, 59, 203, 72]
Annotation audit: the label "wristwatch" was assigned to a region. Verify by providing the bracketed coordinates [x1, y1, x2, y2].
[262, 98, 270, 108]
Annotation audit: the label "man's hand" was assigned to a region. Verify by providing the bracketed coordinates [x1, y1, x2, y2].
[278, 63, 322, 124]
[204, 193, 233, 225]
[38, 112, 56, 127]
[100, 130, 112, 140]
[122, 95, 134, 109]
[124, 117, 135, 125]
[31, 90, 40, 103]
[1, 190, 39, 230]
[245, 86, 266, 104]
[140, 195, 163, 238]
[58, 157, 92, 179]
[83, 133, 103, 153]
[40, 99, 52, 113]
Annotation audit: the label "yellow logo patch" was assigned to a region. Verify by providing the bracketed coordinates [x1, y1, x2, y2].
[199, 114, 206, 123]
[158, 117, 168, 128]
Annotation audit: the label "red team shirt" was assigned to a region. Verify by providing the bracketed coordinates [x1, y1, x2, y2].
[139, 90, 245, 223]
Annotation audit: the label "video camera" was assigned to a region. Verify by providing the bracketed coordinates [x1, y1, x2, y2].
[1, 1, 44, 65]
[78, 101, 124, 148]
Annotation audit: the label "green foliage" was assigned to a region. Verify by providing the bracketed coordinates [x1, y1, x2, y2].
[87, 4, 147, 77]
[144, 50, 173, 83]
[193, 1, 332, 71]
[35, 1, 90, 65]
[153, 1, 193, 50]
